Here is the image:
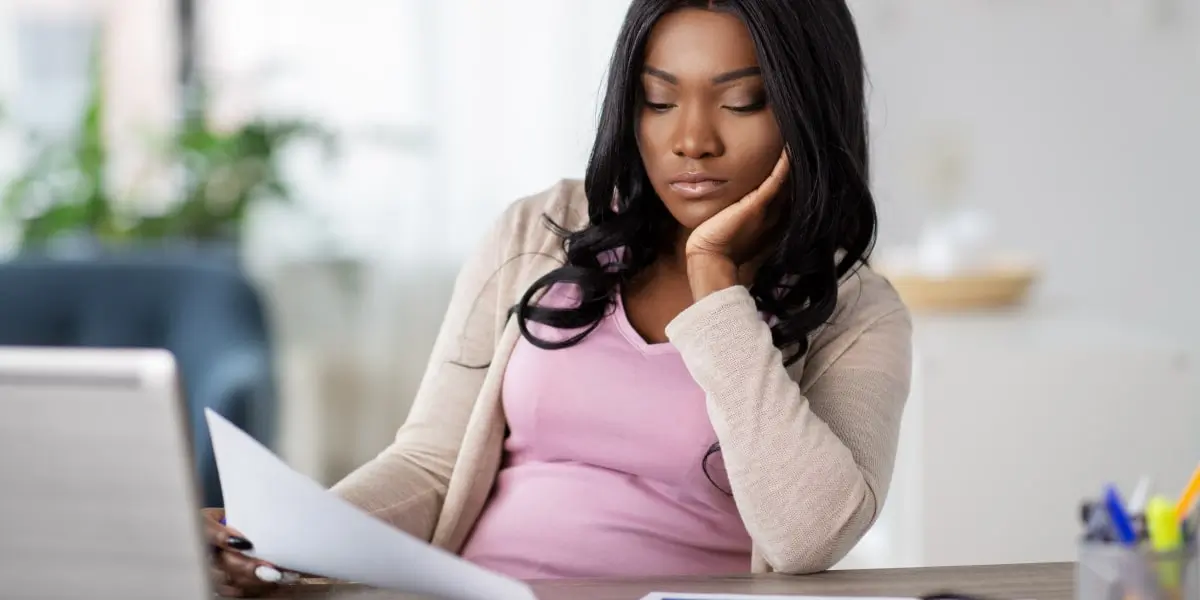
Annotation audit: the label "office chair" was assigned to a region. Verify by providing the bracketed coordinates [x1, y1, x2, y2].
[0, 251, 278, 508]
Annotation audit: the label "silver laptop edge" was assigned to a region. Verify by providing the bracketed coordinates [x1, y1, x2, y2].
[0, 346, 211, 600]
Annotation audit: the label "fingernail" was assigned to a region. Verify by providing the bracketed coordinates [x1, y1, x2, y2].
[254, 565, 283, 583]
[254, 565, 299, 584]
[227, 536, 253, 551]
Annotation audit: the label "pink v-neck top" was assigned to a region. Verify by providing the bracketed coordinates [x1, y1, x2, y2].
[459, 283, 753, 578]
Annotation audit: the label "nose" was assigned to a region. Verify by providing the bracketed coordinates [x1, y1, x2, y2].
[671, 106, 723, 160]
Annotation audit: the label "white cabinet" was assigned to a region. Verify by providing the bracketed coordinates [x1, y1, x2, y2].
[839, 306, 1200, 569]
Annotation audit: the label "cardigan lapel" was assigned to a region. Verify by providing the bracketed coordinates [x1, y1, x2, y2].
[430, 320, 523, 553]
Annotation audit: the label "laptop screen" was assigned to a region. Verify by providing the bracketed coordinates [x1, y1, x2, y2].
[0, 347, 210, 600]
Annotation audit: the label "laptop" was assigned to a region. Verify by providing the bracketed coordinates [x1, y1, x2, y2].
[0, 346, 210, 600]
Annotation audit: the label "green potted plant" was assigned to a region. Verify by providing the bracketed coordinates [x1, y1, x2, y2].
[1, 49, 335, 255]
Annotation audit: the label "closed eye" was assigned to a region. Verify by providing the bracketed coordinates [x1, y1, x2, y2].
[645, 101, 675, 113]
[725, 100, 767, 114]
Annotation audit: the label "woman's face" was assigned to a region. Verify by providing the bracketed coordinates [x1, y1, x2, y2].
[637, 8, 785, 234]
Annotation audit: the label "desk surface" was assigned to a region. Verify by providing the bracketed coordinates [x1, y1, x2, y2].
[265, 562, 1074, 600]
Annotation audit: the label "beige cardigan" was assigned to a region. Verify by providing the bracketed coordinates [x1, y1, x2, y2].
[330, 179, 913, 575]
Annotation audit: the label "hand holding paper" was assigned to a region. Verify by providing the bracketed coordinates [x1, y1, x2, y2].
[205, 409, 536, 600]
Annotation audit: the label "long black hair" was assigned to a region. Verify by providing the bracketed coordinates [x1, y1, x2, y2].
[514, 0, 876, 367]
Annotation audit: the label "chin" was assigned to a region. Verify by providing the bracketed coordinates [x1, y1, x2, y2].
[662, 196, 734, 230]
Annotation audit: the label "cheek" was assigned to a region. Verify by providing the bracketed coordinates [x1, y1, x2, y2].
[725, 117, 784, 187]
[637, 117, 672, 173]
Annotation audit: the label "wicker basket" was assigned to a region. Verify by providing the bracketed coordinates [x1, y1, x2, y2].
[880, 263, 1039, 312]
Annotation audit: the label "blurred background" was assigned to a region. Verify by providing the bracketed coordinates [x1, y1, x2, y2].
[1, 0, 1198, 573]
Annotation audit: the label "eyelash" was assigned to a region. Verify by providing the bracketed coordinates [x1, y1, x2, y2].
[728, 100, 767, 114]
[643, 100, 767, 114]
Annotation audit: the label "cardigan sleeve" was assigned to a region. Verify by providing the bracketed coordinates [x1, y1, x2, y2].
[664, 284, 912, 574]
[327, 209, 512, 542]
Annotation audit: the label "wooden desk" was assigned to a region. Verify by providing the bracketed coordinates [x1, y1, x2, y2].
[266, 562, 1074, 600]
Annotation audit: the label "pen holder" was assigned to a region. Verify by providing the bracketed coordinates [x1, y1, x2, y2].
[1078, 542, 1200, 600]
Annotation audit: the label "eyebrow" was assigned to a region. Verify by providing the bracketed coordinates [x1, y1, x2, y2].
[643, 65, 762, 85]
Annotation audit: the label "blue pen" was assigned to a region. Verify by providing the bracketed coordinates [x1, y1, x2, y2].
[1104, 484, 1138, 546]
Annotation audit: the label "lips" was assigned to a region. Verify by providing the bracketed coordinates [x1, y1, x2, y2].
[668, 173, 728, 199]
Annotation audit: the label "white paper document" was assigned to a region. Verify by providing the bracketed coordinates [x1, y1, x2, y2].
[205, 409, 537, 600]
[641, 595, 914, 600]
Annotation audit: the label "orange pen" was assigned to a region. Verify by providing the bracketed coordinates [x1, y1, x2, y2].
[1175, 461, 1200, 521]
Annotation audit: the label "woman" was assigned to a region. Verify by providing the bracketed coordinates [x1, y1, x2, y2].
[206, 0, 911, 595]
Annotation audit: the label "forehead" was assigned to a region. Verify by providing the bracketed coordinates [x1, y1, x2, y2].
[642, 9, 759, 77]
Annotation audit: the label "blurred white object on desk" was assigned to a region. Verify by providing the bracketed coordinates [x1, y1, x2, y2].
[912, 207, 995, 277]
[877, 207, 1040, 312]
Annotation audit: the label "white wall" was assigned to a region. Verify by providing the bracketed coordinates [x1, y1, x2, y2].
[848, 0, 1200, 568]
[204, 0, 631, 264]
[854, 0, 1200, 348]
